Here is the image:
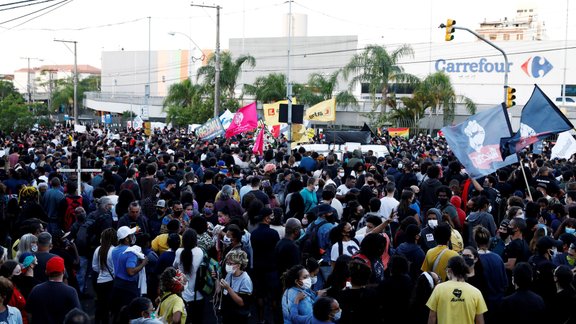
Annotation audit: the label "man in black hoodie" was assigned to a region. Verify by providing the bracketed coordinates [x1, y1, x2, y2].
[419, 165, 443, 216]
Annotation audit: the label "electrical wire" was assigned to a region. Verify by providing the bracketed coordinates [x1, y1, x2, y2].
[0, 0, 55, 12]
[0, 0, 68, 25]
[0, 0, 41, 7]
[3, 0, 72, 29]
[18, 16, 147, 31]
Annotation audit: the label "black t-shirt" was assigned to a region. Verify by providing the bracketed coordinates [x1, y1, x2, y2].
[247, 190, 269, 206]
[274, 238, 301, 276]
[26, 281, 81, 324]
[194, 183, 219, 209]
[336, 287, 381, 324]
[33, 252, 57, 282]
[504, 238, 531, 263]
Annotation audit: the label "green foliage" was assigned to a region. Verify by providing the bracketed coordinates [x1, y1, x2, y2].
[0, 94, 36, 133]
[197, 51, 255, 101]
[342, 44, 418, 119]
[0, 81, 21, 101]
[243, 73, 287, 103]
[163, 79, 214, 126]
[50, 75, 101, 112]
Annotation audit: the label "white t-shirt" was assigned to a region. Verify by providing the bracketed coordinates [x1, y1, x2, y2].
[336, 184, 351, 197]
[330, 240, 360, 262]
[92, 245, 115, 284]
[173, 247, 205, 301]
[379, 196, 399, 220]
[331, 199, 344, 220]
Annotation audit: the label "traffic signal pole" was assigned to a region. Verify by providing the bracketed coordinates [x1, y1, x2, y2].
[439, 23, 509, 104]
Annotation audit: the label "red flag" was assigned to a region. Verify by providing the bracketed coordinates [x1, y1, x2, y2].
[225, 102, 258, 138]
[252, 126, 265, 156]
[271, 125, 280, 138]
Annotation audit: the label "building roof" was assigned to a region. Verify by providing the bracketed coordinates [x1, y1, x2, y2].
[15, 64, 101, 74]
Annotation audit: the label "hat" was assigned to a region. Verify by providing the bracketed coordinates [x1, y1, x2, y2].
[537, 236, 563, 250]
[156, 199, 166, 208]
[165, 179, 177, 185]
[217, 160, 226, 167]
[317, 204, 332, 216]
[117, 226, 137, 240]
[46, 256, 65, 275]
[19, 252, 36, 269]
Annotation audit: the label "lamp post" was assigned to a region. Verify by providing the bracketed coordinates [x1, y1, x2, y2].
[168, 31, 204, 80]
[20, 57, 43, 108]
[54, 39, 78, 124]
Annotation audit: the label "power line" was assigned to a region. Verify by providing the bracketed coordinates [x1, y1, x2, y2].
[0, 0, 68, 25]
[18, 16, 147, 31]
[4, 0, 72, 29]
[0, 0, 41, 7]
[0, 0, 54, 12]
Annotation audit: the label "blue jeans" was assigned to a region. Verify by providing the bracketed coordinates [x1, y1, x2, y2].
[77, 256, 88, 294]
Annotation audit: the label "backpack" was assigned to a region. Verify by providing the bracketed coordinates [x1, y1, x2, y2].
[75, 217, 96, 255]
[195, 249, 220, 299]
[63, 196, 83, 232]
[299, 220, 328, 260]
[352, 252, 372, 269]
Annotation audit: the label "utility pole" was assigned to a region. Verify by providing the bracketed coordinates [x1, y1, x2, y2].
[286, 0, 293, 145]
[20, 57, 43, 109]
[54, 39, 78, 124]
[191, 3, 221, 118]
[144, 16, 151, 122]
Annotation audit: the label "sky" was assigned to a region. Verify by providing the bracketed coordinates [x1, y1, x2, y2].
[0, 0, 574, 75]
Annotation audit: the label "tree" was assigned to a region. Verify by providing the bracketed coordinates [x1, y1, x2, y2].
[197, 51, 255, 104]
[243, 73, 287, 103]
[416, 71, 476, 133]
[342, 44, 418, 118]
[0, 81, 21, 101]
[0, 94, 35, 133]
[50, 75, 100, 114]
[296, 71, 358, 108]
[163, 79, 213, 126]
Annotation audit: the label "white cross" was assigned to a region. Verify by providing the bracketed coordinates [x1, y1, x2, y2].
[59, 156, 101, 196]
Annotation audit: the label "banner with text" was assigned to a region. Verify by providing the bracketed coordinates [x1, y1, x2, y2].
[196, 117, 225, 140]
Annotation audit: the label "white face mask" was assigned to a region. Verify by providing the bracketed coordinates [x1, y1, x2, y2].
[31, 243, 38, 253]
[428, 219, 438, 229]
[223, 236, 232, 246]
[310, 276, 318, 285]
[251, 158, 257, 163]
[338, 172, 345, 177]
[302, 218, 308, 226]
[314, 185, 319, 192]
[301, 277, 312, 290]
[332, 309, 342, 321]
[130, 235, 136, 245]
[225, 264, 236, 274]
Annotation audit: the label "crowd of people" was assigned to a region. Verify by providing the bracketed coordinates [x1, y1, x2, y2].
[0, 125, 574, 324]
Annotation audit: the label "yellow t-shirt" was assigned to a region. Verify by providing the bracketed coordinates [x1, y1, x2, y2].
[158, 293, 187, 324]
[421, 245, 459, 281]
[426, 280, 488, 324]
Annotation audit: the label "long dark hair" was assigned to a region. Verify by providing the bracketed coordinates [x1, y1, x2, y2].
[99, 228, 118, 268]
[180, 229, 198, 275]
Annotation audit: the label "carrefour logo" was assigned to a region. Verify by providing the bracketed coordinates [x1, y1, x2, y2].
[435, 58, 512, 73]
[521, 56, 553, 78]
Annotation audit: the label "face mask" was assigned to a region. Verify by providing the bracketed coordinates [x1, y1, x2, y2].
[223, 236, 232, 245]
[301, 277, 312, 290]
[517, 213, 525, 219]
[437, 198, 448, 205]
[251, 158, 257, 163]
[488, 205, 492, 213]
[550, 247, 558, 258]
[31, 243, 38, 253]
[225, 264, 236, 274]
[500, 232, 510, 240]
[204, 208, 213, 215]
[464, 256, 475, 267]
[173, 210, 182, 217]
[130, 235, 136, 245]
[301, 218, 308, 226]
[567, 255, 576, 266]
[338, 172, 345, 177]
[314, 185, 319, 192]
[332, 309, 342, 321]
[507, 227, 515, 236]
[566, 228, 576, 235]
[428, 219, 438, 229]
[218, 216, 227, 224]
[310, 276, 318, 285]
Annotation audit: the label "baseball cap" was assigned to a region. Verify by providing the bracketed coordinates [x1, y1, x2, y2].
[19, 252, 36, 269]
[46, 256, 65, 275]
[317, 204, 332, 216]
[156, 199, 166, 208]
[537, 236, 564, 250]
[117, 226, 137, 240]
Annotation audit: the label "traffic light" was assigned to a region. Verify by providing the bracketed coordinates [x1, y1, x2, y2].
[445, 19, 456, 41]
[506, 86, 516, 107]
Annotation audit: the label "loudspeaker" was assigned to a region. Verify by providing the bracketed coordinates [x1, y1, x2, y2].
[278, 104, 304, 124]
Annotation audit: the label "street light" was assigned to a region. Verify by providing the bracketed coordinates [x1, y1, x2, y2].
[54, 39, 78, 125]
[167, 31, 205, 80]
[20, 57, 43, 106]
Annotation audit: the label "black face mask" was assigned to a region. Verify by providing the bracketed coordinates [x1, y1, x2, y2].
[464, 256, 475, 267]
[438, 197, 449, 205]
[173, 210, 182, 217]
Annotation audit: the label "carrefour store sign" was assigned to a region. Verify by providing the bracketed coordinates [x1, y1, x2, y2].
[435, 56, 554, 78]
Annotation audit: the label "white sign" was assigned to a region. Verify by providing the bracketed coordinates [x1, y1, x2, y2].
[551, 131, 576, 159]
[219, 110, 234, 130]
[74, 125, 87, 133]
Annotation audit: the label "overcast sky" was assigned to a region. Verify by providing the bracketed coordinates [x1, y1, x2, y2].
[0, 0, 573, 74]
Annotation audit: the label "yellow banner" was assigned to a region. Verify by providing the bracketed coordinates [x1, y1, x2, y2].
[263, 99, 297, 126]
[291, 124, 309, 149]
[305, 98, 336, 122]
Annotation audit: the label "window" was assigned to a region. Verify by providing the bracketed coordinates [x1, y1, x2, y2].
[489, 34, 497, 40]
[563, 85, 576, 97]
[503, 34, 510, 40]
[516, 34, 523, 40]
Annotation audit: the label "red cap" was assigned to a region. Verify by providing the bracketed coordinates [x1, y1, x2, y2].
[46, 256, 65, 275]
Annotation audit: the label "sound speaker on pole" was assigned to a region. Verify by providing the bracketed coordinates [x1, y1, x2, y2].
[279, 104, 288, 123]
[291, 104, 304, 124]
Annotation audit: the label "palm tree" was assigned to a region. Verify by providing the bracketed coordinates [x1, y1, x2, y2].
[297, 71, 358, 108]
[342, 44, 418, 116]
[416, 72, 476, 133]
[197, 51, 255, 101]
[243, 73, 287, 103]
[163, 79, 212, 125]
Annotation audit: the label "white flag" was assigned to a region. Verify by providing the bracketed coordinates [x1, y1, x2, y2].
[551, 131, 576, 160]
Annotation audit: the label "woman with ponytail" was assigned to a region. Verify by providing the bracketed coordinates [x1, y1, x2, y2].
[91, 228, 117, 324]
[173, 229, 204, 324]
